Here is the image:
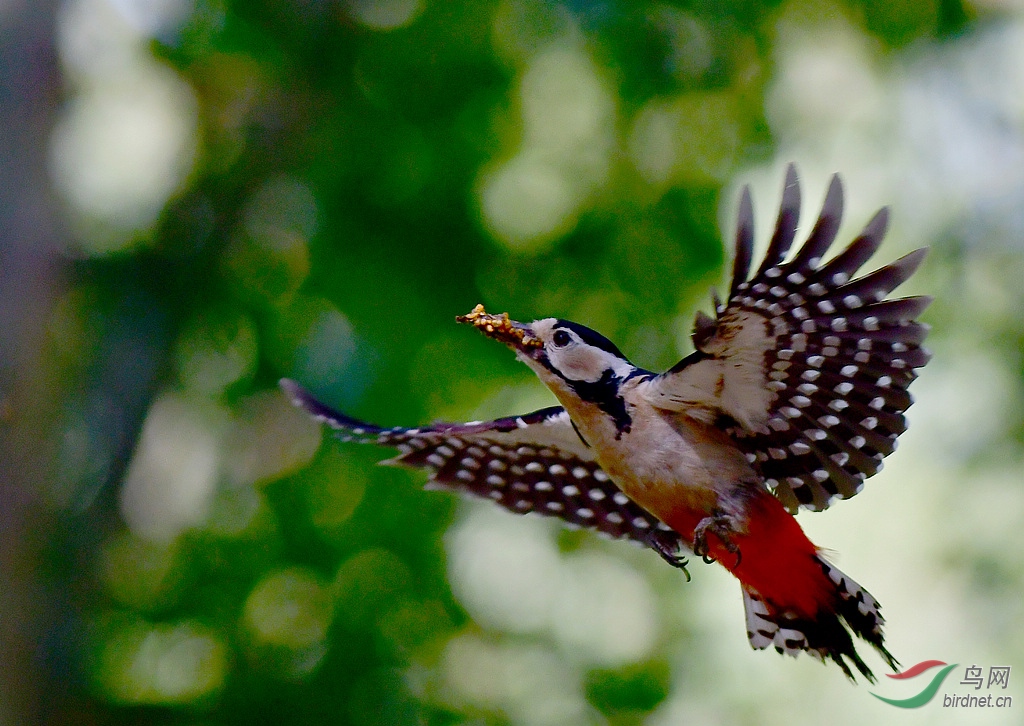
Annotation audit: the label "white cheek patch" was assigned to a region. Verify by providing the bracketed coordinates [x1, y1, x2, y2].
[551, 346, 630, 383]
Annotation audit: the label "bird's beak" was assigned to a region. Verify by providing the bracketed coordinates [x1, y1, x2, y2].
[456, 304, 542, 353]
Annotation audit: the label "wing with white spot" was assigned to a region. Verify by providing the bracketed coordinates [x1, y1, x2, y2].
[645, 165, 932, 512]
[280, 379, 681, 548]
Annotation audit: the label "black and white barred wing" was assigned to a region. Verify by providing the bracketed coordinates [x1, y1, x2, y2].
[280, 379, 678, 547]
[645, 165, 931, 512]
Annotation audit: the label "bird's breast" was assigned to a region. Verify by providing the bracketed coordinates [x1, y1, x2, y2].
[577, 399, 752, 524]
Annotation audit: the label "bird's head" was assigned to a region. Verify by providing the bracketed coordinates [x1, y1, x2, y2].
[457, 304, 636, 391]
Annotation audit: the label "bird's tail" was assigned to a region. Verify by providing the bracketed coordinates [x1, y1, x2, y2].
[692, 488, 897, 681]
[740, 555, 898, 682]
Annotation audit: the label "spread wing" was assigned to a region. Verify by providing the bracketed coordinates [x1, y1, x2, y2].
[281, 379, 683, 552]
[644, 165, 932, 512]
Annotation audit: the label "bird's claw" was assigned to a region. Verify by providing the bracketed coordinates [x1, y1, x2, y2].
[647, 528, 692, 582]
[692, 512, 743, 569]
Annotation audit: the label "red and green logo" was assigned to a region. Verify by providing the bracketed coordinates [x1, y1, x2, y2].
[871, 660, 959, 708]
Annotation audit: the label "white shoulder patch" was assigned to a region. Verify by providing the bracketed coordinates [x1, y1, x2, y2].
[643, 309, 776, 431]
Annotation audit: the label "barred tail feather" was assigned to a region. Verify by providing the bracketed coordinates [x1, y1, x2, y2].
[742, 556, 897, 682]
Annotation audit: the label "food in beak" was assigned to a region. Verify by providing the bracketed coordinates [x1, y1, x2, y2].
[456, 304, 541, 349]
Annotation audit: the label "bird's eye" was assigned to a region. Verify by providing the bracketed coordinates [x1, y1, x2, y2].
[552, 330, 572, 348]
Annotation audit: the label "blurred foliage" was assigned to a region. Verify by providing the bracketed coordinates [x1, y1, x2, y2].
[23, 0, 1024, 724]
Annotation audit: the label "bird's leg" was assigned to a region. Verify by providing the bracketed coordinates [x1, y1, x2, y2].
[646, 528, 692, 582]
[692, 510, 743, 568]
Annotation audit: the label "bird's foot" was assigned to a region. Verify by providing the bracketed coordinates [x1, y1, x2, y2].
[647, 527, 692, 582]
[692, 512, 742, 569]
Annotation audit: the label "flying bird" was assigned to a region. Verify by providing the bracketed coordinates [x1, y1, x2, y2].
[282, 165, 931, 681]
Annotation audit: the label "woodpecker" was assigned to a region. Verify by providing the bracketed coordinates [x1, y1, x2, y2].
[281, 165, 931, 681]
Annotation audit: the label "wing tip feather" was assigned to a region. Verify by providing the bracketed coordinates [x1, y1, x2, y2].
[894, 247, 929, 275]
[822, 173, 844, 220]
[864, 206, 890, 240]
[730, 186, 755, 295]
[782, 162, 799, 198]
[779, 163, 801, 221]
[279, 377, 305, 405]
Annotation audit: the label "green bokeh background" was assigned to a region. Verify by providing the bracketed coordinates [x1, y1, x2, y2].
[2, 0, 1023, 724]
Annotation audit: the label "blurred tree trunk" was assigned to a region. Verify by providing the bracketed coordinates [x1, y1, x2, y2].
[0, 0, 64, 722]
